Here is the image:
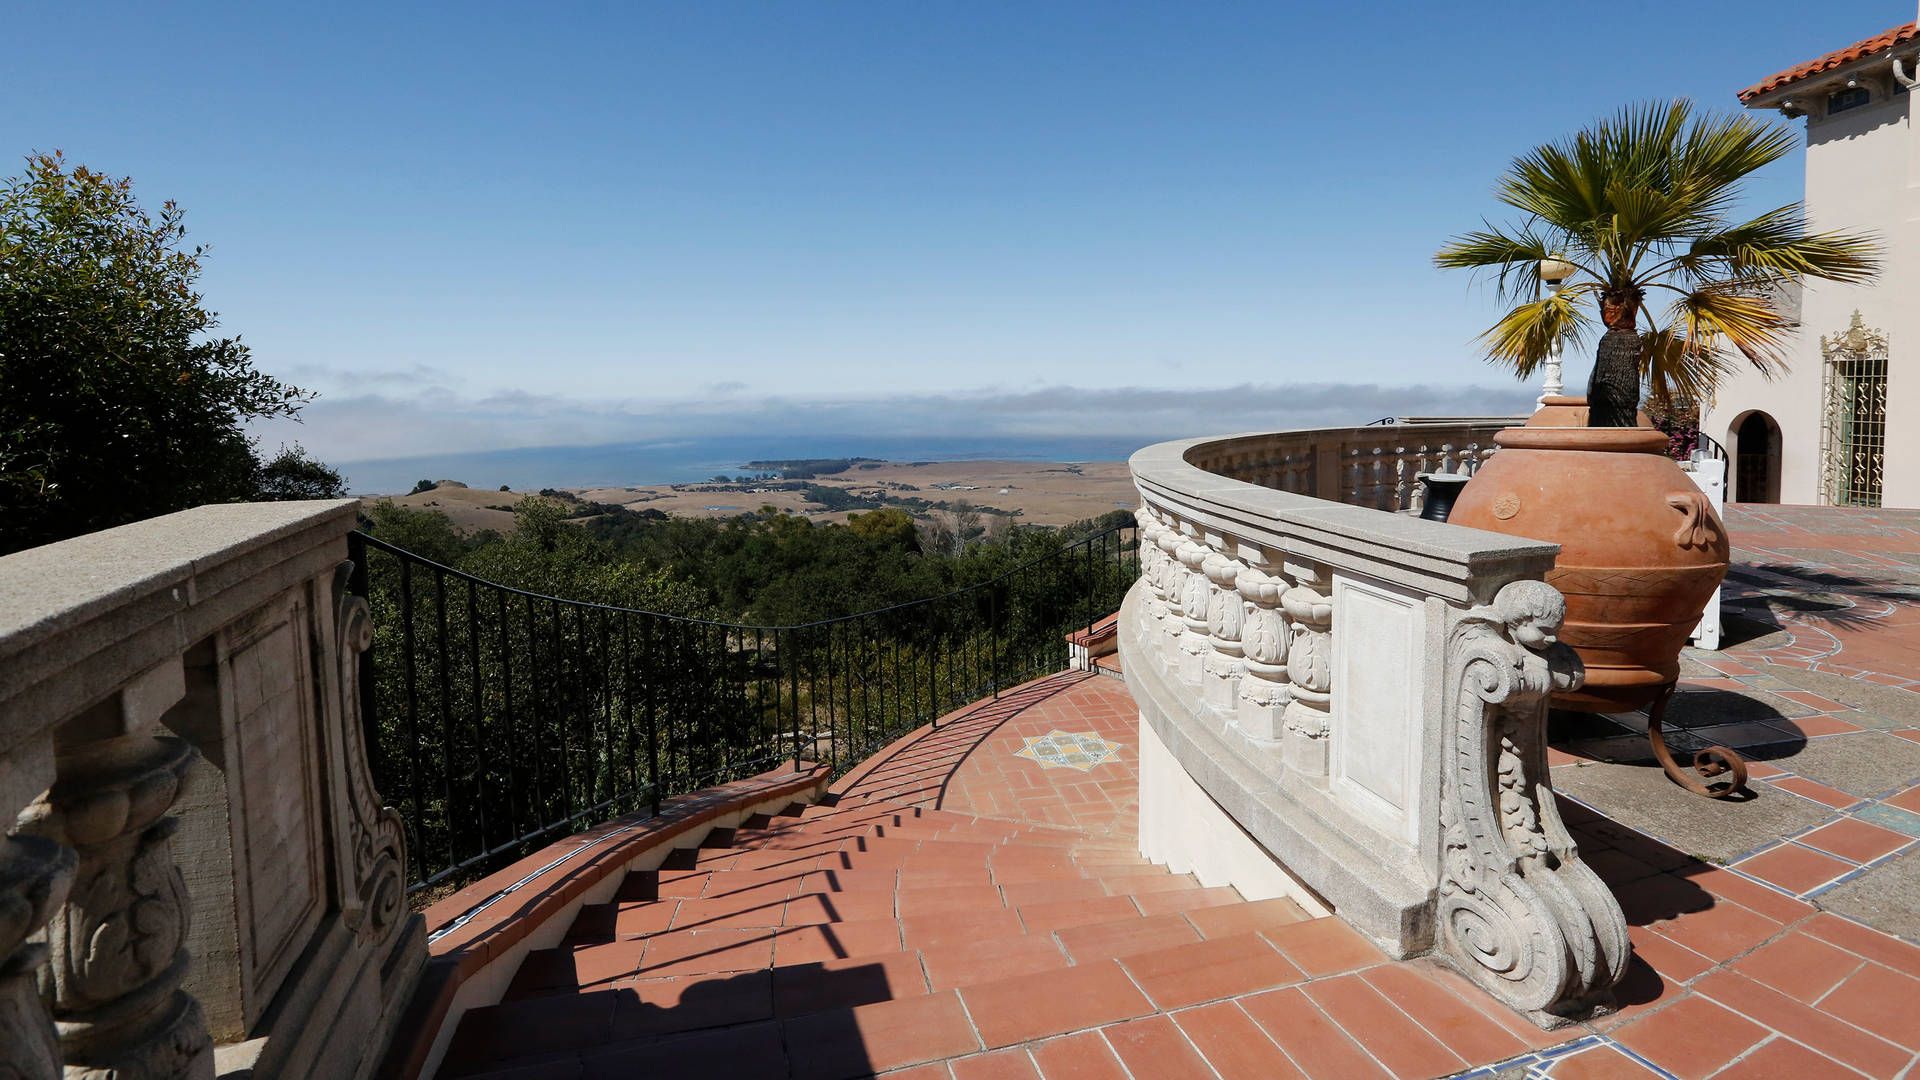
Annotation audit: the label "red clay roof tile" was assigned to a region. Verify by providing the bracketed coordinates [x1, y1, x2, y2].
[1739, 21, 1919, 102]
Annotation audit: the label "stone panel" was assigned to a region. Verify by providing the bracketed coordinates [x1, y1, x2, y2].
[1331, 573, 1424, 843]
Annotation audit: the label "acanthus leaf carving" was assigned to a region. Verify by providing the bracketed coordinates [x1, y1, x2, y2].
[1437, 579, 1629, 1024]
[0, 834, 76, 1080]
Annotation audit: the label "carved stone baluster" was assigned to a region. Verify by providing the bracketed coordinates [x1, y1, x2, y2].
[1202, 548, 1247, 714]
[1175, 539, 1213, 685]
[1371, 447, 1389, 509]
[1134, 508, 1167, 642]
[1464, 441, 1481, 477]
[1392, 446, 1410, 511]
[0, 834, 76, 1080]
[1440, 442, 1457, 475]
[1155, 526, 1186, 667]
[1234, 558, 1291, 744]
[1409, 443, 1430, 515]
[1437, 581, 1628, 1023]
[17, 660, 214, 1080]
[1281, 560, 1334, 776]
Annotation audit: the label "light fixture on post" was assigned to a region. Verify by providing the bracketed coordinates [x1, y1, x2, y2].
[1536, 257, 1577, 408]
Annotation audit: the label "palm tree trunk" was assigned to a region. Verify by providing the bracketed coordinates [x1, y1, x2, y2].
[1587, 289, 1644, 427]
[1587, 327, 1642, 427]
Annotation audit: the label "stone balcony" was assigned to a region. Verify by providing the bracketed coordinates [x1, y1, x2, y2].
[3, 436, 1919, 1080]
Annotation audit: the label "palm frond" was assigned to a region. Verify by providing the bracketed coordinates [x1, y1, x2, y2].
[1476, 282, 1595, 375]
[1433, 226, 1561, 303]
[1661, 287, 1797, 381]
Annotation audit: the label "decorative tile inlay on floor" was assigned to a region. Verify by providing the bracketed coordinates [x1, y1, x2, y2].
[1013, 729, 1123, 771]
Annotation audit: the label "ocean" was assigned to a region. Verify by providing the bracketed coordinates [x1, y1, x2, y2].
[337, 434, 1166, 495]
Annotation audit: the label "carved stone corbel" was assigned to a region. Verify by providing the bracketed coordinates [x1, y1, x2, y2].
[1134, 509, 1170, 645]
[1281, 559, 1333, 776]
[0, 834, 75, 1080]
[18, 728, 213, 1080]
[1234, 560, 1291, 744]
[1437, 580, 1629, 1024]
[330, 562, 410, 944]
[1201, 550, 1247, 714]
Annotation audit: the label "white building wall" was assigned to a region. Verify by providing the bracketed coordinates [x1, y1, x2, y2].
[1706, 76, 1918, 507]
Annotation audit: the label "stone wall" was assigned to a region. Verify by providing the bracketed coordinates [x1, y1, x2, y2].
[0, 501, 424, 1080]
[1123, 431, 1631, 1026]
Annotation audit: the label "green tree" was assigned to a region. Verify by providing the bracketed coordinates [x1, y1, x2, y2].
[1435, 101, 1879, 426]
[1, 153, 314, 553]
[253, 443, 347, 500]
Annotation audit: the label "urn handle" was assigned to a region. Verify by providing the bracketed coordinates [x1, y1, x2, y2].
[1666, 490, 1717, 548]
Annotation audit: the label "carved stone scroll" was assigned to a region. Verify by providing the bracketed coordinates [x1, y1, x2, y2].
[0, 834, 75, 1080]
[19, 730, 214, 1080]
[1201, 550, 1247, 713]
[331, 562, 410, 945]
[1155, 526, 1186, 666]
[1134, 509, 1171, 650]
[1234, 559, 1291, 744]
[1281, 559, 1333, 776]
[1437, 580, 1629, 1024]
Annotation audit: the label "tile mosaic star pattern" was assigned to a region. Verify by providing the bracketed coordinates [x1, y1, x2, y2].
[1013, 729, 1123, 772]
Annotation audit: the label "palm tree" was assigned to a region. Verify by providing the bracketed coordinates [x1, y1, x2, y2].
[1436, 100, 1880, 427]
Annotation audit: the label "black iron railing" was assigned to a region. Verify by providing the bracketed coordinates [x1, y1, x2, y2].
[349, 525, 1139, 893]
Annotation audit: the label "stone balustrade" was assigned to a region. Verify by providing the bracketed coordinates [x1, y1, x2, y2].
[1183, 420, 1511, 514]
[0, 502, 424, 1080]
[1125, 426, 1630, 1026]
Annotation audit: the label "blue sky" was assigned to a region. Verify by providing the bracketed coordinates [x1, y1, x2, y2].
[7, 2, 1906, 467]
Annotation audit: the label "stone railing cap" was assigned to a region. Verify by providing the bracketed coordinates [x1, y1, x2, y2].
[1130, 434, 1557, 574]
[0, 499, 360, 658]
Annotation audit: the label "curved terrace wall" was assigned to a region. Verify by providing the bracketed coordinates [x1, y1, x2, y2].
[1120, 425, 1632, 1025]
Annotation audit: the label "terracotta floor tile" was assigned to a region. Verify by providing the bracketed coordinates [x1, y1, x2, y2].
[1798, 817, 1914, 863]
[784, 890, 899, 925]
[1767, 776, 1864, 810]
[1118, 932, 1303, 1011]
[564, 940, 649, 988]
[1545, 1045, 1668, 1079]
[1612, 992, 1769, 1080]
[610, 901, 681, 937]
[1729, 931, 1864, 1004]
[784, 990, 982, 1080]
[771, 920, 903, 965]
[1668, 864, 1813, 925]
[636, 928, 775, 978]
[947, 1048, 1040, 1080]
[901, 908, 1026, 949]
[671, 895, 791, 930]
[1181, 897, 1311, 940]
[1261, 916, 1389, 977]
[998, 878, 1108, 908]
[1802, 911, 1920, 980]
[1647, 900, 1779, 963]
[1708, 1035, 1867, 1079]
[920, 934, 1071, 992]
[1171, 1001, 1306, 1080]
[1625, 924, 1716, 985]
[1103, 872, 1199, 896]
[1131, 885, 1244, 916]
[771, 951, 929, 1017]
[609, 970, 774, 1039]
[1300, 973, 1466, 1079]
[1815, 961, 1920, 1049]
[443, 990, 615, 1069]
[1357, 965, 1528, 1066]
[880, 1064, 953, 1079]
[959, 961, 1154, 1049]
[1239, 986, 1393, 1080]
[897, 885, 1007, 918]
[1026, 1031, 1133, 1080]
[1886, 784, 1920, 814]
[1733, 844, 1854, 895]
[1101, 1014, 1215, 1078]
[1017, 895, 1140, 933]
[1056, 912, 1201, 963]
[1694, 969, 1913, 1078]
[580, 1021, 788, 1080]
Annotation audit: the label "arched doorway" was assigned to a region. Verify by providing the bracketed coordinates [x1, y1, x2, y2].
[1733, 411, 1781, 503]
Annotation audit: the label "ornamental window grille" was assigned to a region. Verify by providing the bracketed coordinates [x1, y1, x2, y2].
[1827, 85, 1871, 114]
[1819, 311, 1888, 507]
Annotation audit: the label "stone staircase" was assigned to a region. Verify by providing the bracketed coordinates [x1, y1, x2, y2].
[437, 790, 1331, 1079]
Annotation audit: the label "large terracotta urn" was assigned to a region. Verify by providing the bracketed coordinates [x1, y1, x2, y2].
[1450, 399, 1728, 712]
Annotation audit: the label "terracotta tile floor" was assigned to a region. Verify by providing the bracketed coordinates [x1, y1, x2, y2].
[440, 505, 1920, 1080]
